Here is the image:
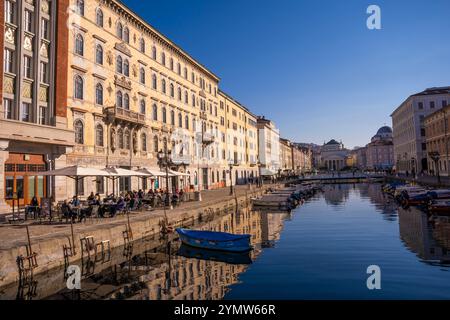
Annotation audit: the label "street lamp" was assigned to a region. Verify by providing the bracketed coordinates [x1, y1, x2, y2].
[428, 151, 441, 185]
[411, 157, 416, 179]
[228, 158, 238, 195]
[157, 148, 173, 213]
[256, 160, 263, 188]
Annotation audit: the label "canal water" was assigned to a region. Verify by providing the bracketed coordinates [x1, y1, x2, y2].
[2, 183, 450, 300]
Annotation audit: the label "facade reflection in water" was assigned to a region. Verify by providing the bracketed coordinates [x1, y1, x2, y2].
[398, 207, 450, 264]
[24, 207, 291, 300]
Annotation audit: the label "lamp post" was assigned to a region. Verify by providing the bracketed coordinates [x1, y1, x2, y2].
[257, 160, 263, 188]
[429, 151, 441, 185]
[157, 148, 173, 214]
[411, 157, 416, 180]
[228, 159, 238, 195]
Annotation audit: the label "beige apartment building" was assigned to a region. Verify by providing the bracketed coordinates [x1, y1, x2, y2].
[64, 0, 223, 196]
[219, 91, 259, 185]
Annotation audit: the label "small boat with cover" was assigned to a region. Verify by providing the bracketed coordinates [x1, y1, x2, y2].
[176, 228, 252, 252]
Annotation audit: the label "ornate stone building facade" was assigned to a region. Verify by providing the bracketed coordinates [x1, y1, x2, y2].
[0, 0, 74, 210]
[64, 0, 223, 196]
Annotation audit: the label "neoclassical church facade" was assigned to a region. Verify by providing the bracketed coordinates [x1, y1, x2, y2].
[319, 139, 349, 171]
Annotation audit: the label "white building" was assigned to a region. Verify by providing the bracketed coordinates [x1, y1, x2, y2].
[319, 139, 349, 171]
[391, 87, 450, 174]
[257, 117, 280, 176]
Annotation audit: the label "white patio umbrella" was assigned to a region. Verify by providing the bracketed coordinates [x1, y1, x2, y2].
[39, 165, 112, 198]
[141, 167, 175, 177]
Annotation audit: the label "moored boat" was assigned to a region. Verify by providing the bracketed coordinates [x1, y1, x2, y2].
[176, 228, 252, 252]
[428, 199, 450, 214]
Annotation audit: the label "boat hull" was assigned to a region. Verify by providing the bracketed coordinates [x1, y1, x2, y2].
[176, 228, 252, 253]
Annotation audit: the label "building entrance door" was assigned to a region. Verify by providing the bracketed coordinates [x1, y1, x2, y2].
[202, 168, 208, 190]
[4, 153, 47, 206]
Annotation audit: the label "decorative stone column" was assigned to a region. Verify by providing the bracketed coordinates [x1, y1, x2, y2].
[0, 140, 11, 213]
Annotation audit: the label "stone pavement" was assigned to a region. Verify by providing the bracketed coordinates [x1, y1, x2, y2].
[0, 183, 278, 251]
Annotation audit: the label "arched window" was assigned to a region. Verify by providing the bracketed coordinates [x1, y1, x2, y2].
[162, 107, 167, 123]
[184, 67, 188, 79]
[74, 75, 83, 99]
[192, 118, 196, 132]
[170, 83, 174, 97]
[152, 74, 157, 90]
[95, 44, 103, 65]
[74, 120, 84, 144]
[184, 91, 188, 104]
[161, 79, 166, 94]
[153, 135, 159, 152]
[123, 27, 129, 43]
[95, 124, 104, 146]
[75, 34, 84, 55]
[152, 104, 158, 121]
[141, 133, 147, 151]
[177, 87, 182, 101]
[192, 94, 195, 107]
[96, 8, 103, 27]
[177, 63, 181, 75]
[76, 0, 84, 16]
[185, 115, 189, 129]
[140, 38, 145, 53]
[178, 113, 182, 128]
[170, 58, 174, 70]
[123, 59, 129, 76]
[163, 137, 168, 152]
[116, 55, 123, 73]
[170, 110, 175, 125]
[161, 52, 166, 65]
[140, 99, 146, 114]
[118, 128, 124, 149]
[152, 46, 156, 60]
[123, 93, 129, 110]
[223, 170, 226, 180]
[191, 72, 195, 83]
[124, 130, 130, 149]
[116, 91, 123, 108]
[95, 83, 103, 105]
[116, 22, 123, 39]
[140, 67, 145, 84]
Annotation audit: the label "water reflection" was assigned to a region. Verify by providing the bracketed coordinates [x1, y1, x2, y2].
[322, 184, 350, 209]
[398, 207, 450, 264]
[359, 183, 398, 221]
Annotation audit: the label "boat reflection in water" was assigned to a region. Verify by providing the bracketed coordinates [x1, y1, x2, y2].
[177, 244, 252, 265]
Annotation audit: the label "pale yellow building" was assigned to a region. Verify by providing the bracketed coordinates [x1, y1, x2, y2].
[65, 0, 222, 196]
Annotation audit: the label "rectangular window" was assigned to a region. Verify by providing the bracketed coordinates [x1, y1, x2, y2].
[5, 0, 14, 24]
[24, 10, 33, 33]
[41, 18, 49, 40]
[40, 62, 48, 83]
[430, 101, 435, 109]
[21, 102, 30, 122]
[23, 56, 32, 78]
[443, 100, 448, 108]
[418, 102, 423, 110]
[96, 177, 104, 194]
[4, 49, 13, 73]
[422, 143, 426, 151]
[3, 99, 13, 119]
[38, 106, 46, 124]
[420, 128, 425, 137]
[76, 177, 84, 196]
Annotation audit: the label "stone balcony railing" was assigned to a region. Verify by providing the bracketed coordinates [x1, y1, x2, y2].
[104, 106, 145, 126]
[172, 154, 192, 165]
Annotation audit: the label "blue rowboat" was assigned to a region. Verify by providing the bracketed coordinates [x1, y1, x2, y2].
[178, 244, 252, 265]
[176, 228, 252, 252]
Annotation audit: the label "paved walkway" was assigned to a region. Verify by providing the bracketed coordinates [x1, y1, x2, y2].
[0, 183, 281, 251]
[388, 173, 450, 187]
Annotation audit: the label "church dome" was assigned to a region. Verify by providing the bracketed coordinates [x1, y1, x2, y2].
[376, 126, 392, 135]
[325, 139, 340, 145]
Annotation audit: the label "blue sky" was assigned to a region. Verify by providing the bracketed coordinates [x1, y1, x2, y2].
[122, 0, 450, 149]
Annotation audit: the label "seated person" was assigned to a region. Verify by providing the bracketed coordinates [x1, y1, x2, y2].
[70, 196, 80, 207]
[110, 197, 125, 217]
[26, 196, 39, 217]
[87, 192, 95, 201]
[61, 200, 77, 222]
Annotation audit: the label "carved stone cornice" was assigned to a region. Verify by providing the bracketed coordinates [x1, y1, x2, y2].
[114, 42, 132, 57]
[114, 75, 132, 90]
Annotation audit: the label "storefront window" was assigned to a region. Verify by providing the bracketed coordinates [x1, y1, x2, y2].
[28, 176, 35, 199]
[5, 176, 13, 199]
[16, 176, 24, 199]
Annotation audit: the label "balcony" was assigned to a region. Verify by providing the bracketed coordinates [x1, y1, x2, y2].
[104, 106, 145, 126]
[171, 154, 191, 165]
